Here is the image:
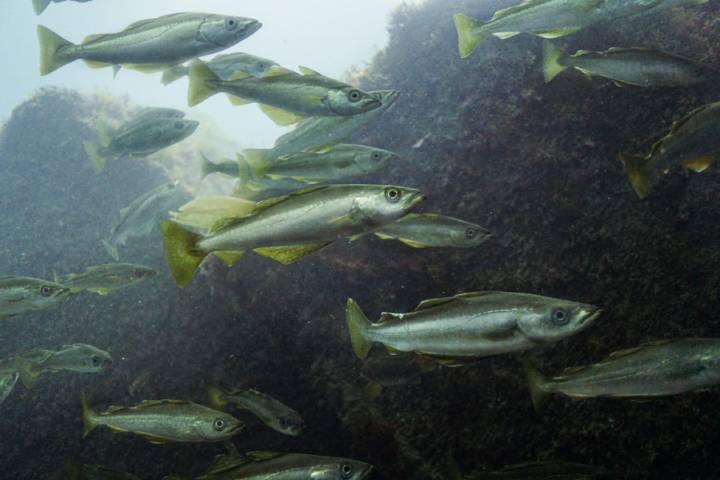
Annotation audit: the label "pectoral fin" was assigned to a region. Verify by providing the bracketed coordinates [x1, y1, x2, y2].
[214, 250, 246, 267]
[535, 27, 582, 39]
[492, 32, 521, 39]
[398, 238, 429, 248]
[682, 155, 714, 173]
[228, 95, 252, 106]
[254, 243, 330, 264]
[124, 63, 176, 73]
[84, 60, 113, 69]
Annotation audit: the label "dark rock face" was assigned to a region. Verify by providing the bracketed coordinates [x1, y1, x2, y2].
[3, 1, 720, 478]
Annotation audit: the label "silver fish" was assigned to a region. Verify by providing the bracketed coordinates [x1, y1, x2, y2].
[373, 213, 491, 248]
[62, 263, 156, 295]
[527, 338, 720, 409]
[103, 182, 182, 261]
[162, 52, 279, 85]
[15, 344, 112, 388]
[0, 276, 70, 320]
[346, 291, 601, 365]
[38, 13, 261, 75]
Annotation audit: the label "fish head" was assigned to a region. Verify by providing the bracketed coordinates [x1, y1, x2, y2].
[23, 279, 71, 310]
[60, 344, 113, 373]
[515, 295, 602, 344]
[354, 186, 425, 226]
[317, 459, 373, 480]
[248, 58, 277, 77]
[199, 15, 262, 47]
[448, 220, 492, 247]
[155, 119, 199, 144]
[353, 147, 398, 174]
[325, 87, 382, 116]
[276, 413, 306, 436]
[372, 89, 401, 110]
[197, 411, 245, 441]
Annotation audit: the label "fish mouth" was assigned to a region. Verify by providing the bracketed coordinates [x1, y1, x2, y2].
[239, 19, 262, 39]
[407, 192, 426, 209]
[357, 465, 374, 479]
[579, 307, 603, 327]
[227, 422, 245, 434]
[57, 287, 72, 298]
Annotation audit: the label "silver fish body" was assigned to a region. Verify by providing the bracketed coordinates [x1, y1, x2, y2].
[346, 292, 601, 364]
[373, 213, 491, 248]
[0, 276, 70, 320]
[63, 263, 156, 294]
[15, 344, 112, 388]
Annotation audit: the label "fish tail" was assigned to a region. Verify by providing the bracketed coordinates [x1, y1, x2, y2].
[188, 59, 220, 106]
[161, 65, 189, 86]
[204, 384, 229, 411]
[83, 141, 107, 174]
[81, 391, 98, 438]
[33, 0, 52, 14]
[101, 239, 120, 261]
[524, 359, 549, 412]
[16, 359, 42, 389]
[200, 152, 219, 179]
[454, 14, 487, 58]
[346, 298, 373, 360]
[37, 25, 75, 75]
[240, 149, 271, 179]
[620, 152, 653, 199]
[161, 220, 208, 288]
[542, 41, 569, 83]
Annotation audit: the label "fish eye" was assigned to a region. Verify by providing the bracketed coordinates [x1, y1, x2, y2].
[371, 152, 382, 161]
[258, 63, 266, 71]
[41, 286, 53, 297]
[465, 228, 477, 239]
[213, 418, 226, 431]
[342, 464, 353, 478]
[225, 18, 237, 30]
[91, 355, 100, 366]
[384, 188, 401, 203]
[348, 90, 362, 103]
[551, 308, 569, 326]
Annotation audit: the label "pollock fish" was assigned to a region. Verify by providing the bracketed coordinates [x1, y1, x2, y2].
[103, 182, 182, 261]
[38, 13, 261, 75]
[346, 292, 601, 365]
[162, 52, 279, 85]
[454, 0, 710, 58]
[162, 184, 424, 287]
[15, 344, 112, 388]
[526, 338, 720, 410]
[33, 0, 92, 15]
[543, 41, 719, 86]
[0, 372, 19, 407]
[61, 263, 156, 295]
[84, 114, 198, 173]
[373, 213, 491, 248]
[206, 384, 305, 436]
[621, 101, 720, 199]
[82, 394, 244, 443]
[188, 61, 381, 125]
[0, 276, 70, 320]
[164, 452, 373, 480]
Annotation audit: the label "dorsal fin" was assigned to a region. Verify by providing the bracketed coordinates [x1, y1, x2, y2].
[264, 65, 296, 77]
[209, 216, 247, 235]
[606, 339, 675, 360]
[252, 185, 328, 212]
[83, 33, 108, 44]
[491, 0, 549, 21]
[246, 451, 285, 461]
[122, 18, 157, 31]
[378, 312, 404, 323]
[415, 297, 456, 311]
[298, 65, 322, 76]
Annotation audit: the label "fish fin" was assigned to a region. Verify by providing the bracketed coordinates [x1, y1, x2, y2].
[228, 70, 250, 81]
[253, 242, 330, 264]
[16, 359, 42, 389]
[208, 216, 247, 235]
[492, 31, 521, 39]
[161, 221, 207, 288]
[241, 148, 269, 165]
[101, 239, 120, 261]
[112, 65, 121, 78]
[298, 65, 322, 76]
[124, 63, 175, 73]
[161, 65, 189, 85]
[37, 25, 76, 75]
[535, 27, 583, 39]
[524, 359, 549, 412]
[398, 238, 429, 248]
[415, 297, 456, 311]
[33, 0, 51, 14]
[214, 250, 246, 267]
[82, 33, 107, 44]
[227, 94, 252, 106]
[83, 141, 107, 174]
[81, 392, 98, 438]
[574, 66, 594, 80]
[240, 152, 270, 179]
[139, 434, 170, 444]
[253, 186, 328, 212]
[258, 104, 305, 126]
[373, 232, 395, 240]
[453, 14, 487, 58]
[173, 196, 256, 230]
[200, 152, 218, 180]
[542, 41, 569, 83]
[83, 60, 113, 69]
[188, 60, 221, 106]
[346, 298, 373, 360]
[87, 288, 111, 295]
[619, 153, 653, 199]
[682, 155, 714, 173]
[263, 65, 296, 77]
[205, 384, 229, 411]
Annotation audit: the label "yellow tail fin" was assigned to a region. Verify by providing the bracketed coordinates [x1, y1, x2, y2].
[542, 41, 569, 83]
[346, 298, 373, 360]
[454, 14, 487, 58]
[161, 221, 207, 287]
[620, 153, 653, 199]
[188, 60, 221, 106]
[37, 25, 75, 75]
[81, 391, 98, 438]
[205, 384, 229, 411]
[33, 0, 51, 14]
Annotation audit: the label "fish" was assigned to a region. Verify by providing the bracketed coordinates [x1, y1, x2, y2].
[64, 461, 142, 480]
[32, 0, 92, 15]
[458, 461, 619, 479]
[103, 182, 182, 261]
[361, 347, 436, 387]
[81, 394, 244, 444]
[38, 13, 262, 75]
[162, 52, 279, 85]
[346, 292, 602, 365]
[526, 338, 720, 410]
[0, 372, 19, 407]
[454, 0, 709, 58]
[201, 154, 241, 180]
[162, 184, 424, 287]
[188, 61, 382, 125]
[0, 276, 70, 320]
[206, 385, 305, 436]
[61, 263, 157, 295]
[372, 213, 492, 248]
[164, 452, 373, 480]
[15, 344, 112, 388]
[83, 114, 198, 173]
[543, 41, 719, 86]
[620, 101, 720, 199]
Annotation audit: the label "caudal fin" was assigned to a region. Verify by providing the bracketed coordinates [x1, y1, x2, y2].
[200, 153, 218, 179]
[188, 60, 221, 106]
[524, 359, 549, 412]
[205, 384, 229, 411]
[346, 298, 373, 360]
[81, 391, 98, 438]
[33, 0, 51, 14]
[161, 65, 189, 85]
[542, 41, 569, 83]
[16, 359, 42, 389]
[161, 220, 207, 287]
[454, 14, 487, 58]
[37, 25, 75, 75]
[620, 153, 653, 199]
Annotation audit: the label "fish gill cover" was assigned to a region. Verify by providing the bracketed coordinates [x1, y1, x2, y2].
[2, 0, 720, 479]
